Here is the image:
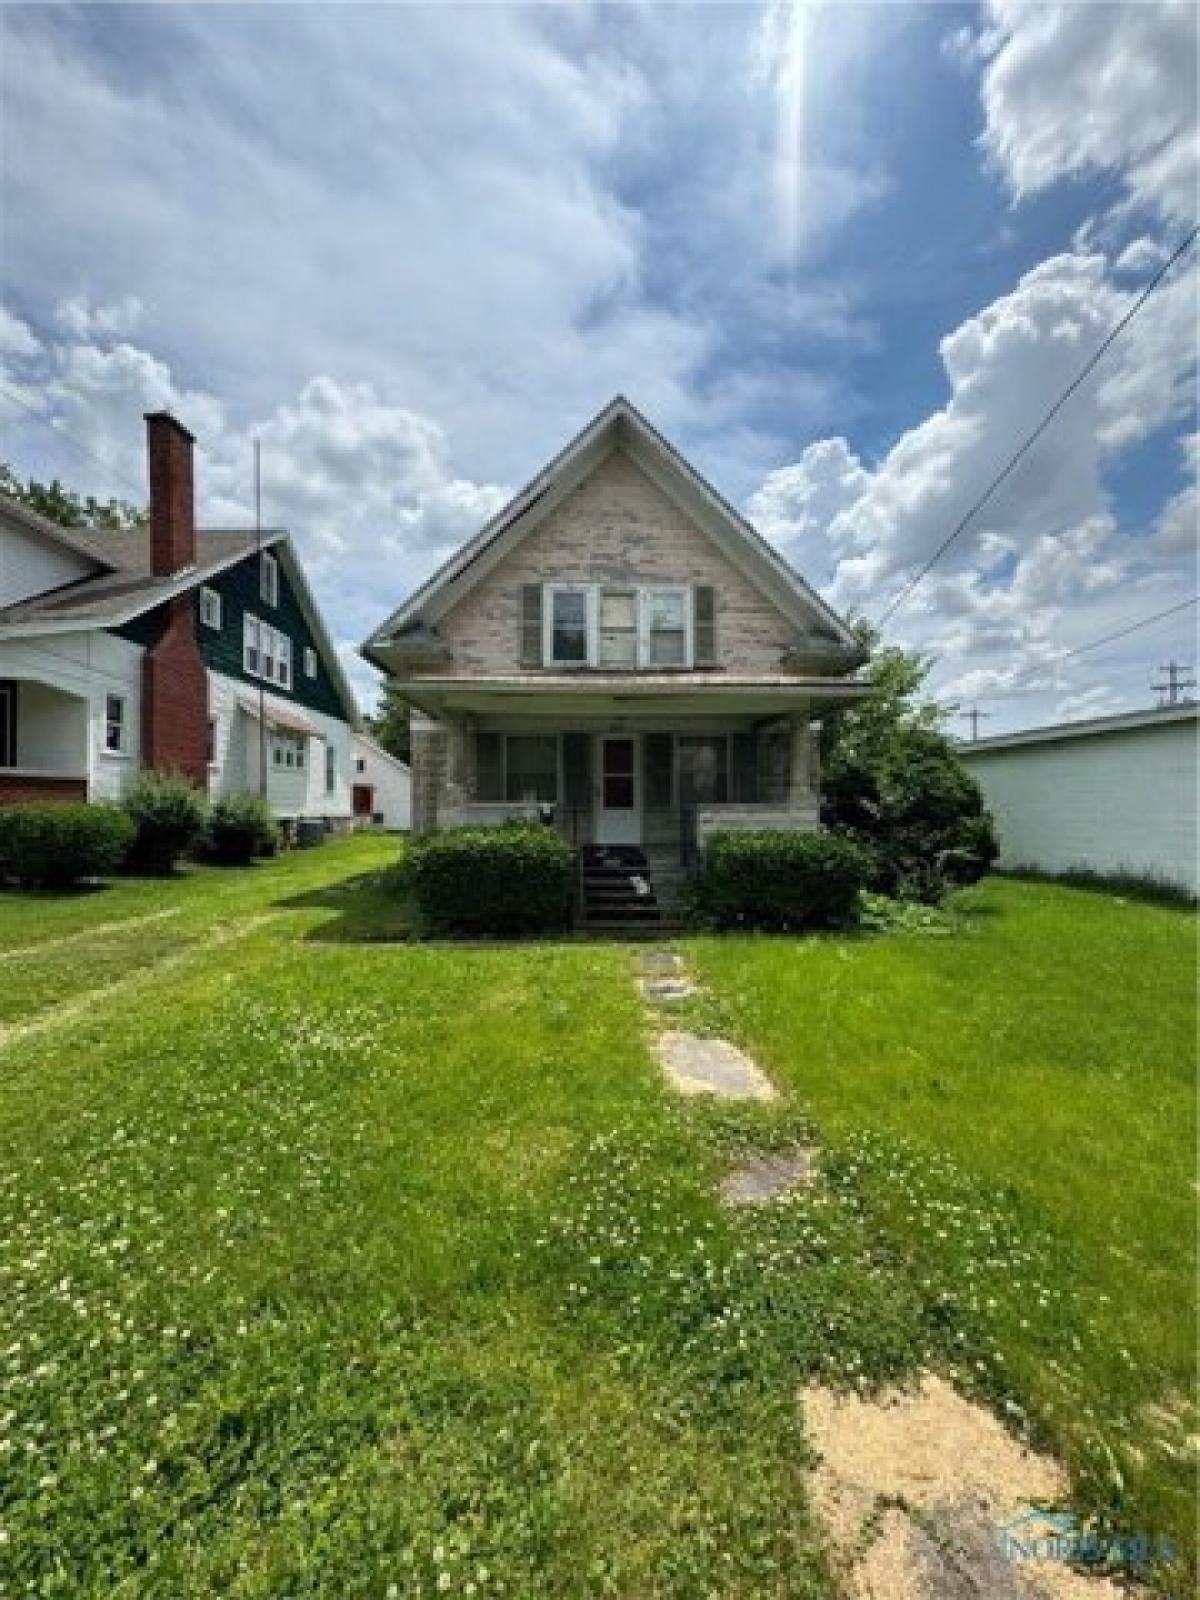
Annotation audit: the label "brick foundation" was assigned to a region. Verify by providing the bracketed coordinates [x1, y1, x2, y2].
[0, 774, 88, 806]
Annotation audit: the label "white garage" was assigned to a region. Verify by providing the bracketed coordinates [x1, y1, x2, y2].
[960, 705, 1198, 897]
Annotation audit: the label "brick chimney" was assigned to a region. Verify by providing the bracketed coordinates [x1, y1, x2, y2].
[145, 411, 196, 576]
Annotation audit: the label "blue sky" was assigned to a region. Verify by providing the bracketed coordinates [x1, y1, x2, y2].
[1, 1, 1196, 729]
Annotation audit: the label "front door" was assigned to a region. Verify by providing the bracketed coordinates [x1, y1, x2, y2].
[596, 735, 640, 845]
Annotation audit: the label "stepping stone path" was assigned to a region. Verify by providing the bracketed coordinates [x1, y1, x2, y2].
[637, 946, 779, 1101]
[656, 1030, 778, 1101]
[720, 1150, 815, 1206]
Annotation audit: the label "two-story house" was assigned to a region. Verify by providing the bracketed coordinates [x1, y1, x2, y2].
[0, 412, 359, 823]
[361, 397, 867, 911]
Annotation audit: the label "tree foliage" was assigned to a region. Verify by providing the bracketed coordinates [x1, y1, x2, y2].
[0, 462, 146, 531]
[821, 620, 998, 902]
[365, 679, 412, 765]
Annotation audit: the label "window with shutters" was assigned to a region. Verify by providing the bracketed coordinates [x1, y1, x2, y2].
[642, 587, 690, 667]
[546, 586, 590, 667]
[473, 730, 560, 805]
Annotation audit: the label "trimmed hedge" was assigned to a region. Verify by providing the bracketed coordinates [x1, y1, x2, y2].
[695, 829, 871, 931]
[0, 803, 134, 889]
[202, 794, 280, 866]
[123, 770, 208, 874]
[406, 824, 574, 937]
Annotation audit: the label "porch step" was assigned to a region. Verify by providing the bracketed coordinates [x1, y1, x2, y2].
[578, 844, 665, 932]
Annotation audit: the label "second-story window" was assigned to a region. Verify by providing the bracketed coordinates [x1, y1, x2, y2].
[547, 586, 589, 666]
[643, 588, 689, 667]
[598, 588, 638, 668]
[260, 551, 279, 607]
[199, 586, 222, 629]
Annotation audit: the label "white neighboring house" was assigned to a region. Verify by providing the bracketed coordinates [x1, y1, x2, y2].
[351, 732, 411, 829]
[960, 704, 1199, 896]
[0, 412, 359, 822]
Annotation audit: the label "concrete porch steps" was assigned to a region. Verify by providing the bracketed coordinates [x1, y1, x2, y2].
[578, 844, 686, 933]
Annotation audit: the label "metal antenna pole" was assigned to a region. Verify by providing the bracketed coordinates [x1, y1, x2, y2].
[255, 439, 267, 800]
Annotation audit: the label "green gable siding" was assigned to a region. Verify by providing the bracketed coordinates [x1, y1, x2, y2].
[113, 549, 351, 722]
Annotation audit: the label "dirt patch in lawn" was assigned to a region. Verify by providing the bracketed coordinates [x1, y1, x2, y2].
[803, 1374, 1135, 1598]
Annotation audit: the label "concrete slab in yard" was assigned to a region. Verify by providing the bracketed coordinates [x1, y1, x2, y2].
[639, 976, 699, 1002]
[637, 948, 684, 977]
[656, 1030, 777, 1101]
[721, 1151, 814, 1206]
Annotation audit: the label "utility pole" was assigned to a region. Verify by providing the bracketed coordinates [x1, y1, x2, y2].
[1152, 661, 1196, 707]
[255, 439, 267, 800]
[961, 706, 992, 742]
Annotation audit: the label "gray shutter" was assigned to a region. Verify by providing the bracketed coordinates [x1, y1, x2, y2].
[644, 733, 673, 811]
[562, 732, 591, 811]
[520, 585, 543, 668]
[694, 586, 716, 666]
[475, 730, 504, 802]
[731, 731, 757, 802]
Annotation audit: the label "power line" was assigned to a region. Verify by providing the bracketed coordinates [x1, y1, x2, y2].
[874, 225, 1199, 630]
[0, 379, 148, 503]
[937, 593, 1200, 703]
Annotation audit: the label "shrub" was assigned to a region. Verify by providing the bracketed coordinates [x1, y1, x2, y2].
[0, 803, 134, 889]
[122, 770, 208, 874]
[406, 824, 574, 937]
[202, 793, 279, 866]
[823, 728, 999, 904]
[695, 829, 871, 931]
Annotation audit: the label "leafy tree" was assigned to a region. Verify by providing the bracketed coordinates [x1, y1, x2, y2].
[820, 620, 998, 902]
[365, 679, 411, 764]
[0, 462, 146, 530]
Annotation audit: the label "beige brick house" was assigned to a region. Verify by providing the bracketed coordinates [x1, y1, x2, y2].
[361, 397, 867, 915]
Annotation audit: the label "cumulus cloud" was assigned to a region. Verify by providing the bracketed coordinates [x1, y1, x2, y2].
[0, 307, 41, 360]
[1154, 433, 1199, 557]
[56, 296, 144, 341]
[0, 308, 510, 710]
[971, 0, 1198, 225]
[744, 249, 1197, 720]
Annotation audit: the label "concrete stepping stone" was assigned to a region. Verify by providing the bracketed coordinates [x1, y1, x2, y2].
[638, 975, 699, 1001]
[720, 1150, 815, 1206]
[656, 1030, 777, 1101]
[638, 947, 683, 977]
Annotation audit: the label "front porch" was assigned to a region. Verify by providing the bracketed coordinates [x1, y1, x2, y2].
[0, 677, 92, 806]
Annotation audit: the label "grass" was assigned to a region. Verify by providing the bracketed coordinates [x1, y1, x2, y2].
[0, 847, 1194, 1596]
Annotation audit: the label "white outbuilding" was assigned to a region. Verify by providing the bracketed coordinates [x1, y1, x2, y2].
[959, 704, 1198, 896]
[351, 733, 411, 830]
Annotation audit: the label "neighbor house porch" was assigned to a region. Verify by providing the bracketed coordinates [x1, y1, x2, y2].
[0, 675, 98, 806]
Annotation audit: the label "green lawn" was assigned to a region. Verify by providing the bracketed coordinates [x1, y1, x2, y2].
[0, 846, 1193, 1596]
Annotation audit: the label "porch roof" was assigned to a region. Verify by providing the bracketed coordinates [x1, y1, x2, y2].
[400, 673, 869, 721]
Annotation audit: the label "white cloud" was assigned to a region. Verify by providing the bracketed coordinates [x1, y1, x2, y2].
[0, 307, 41, 360]
[56, 295, 144, 341]
[1154, 433, 1199, 557]
[1113, 237, 1170, 278]
[745, 249, 1197, 725]
[972, 1, 1198, 225]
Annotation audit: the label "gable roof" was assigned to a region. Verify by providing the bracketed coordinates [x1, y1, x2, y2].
[0, 493, 360, 726]
[361, 395, 860, 671]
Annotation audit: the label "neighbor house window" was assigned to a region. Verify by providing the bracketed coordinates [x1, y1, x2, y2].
[272, 731, 305, 770]
[261, 551, 279, 606]
[207, 717, 219, 765]
[325, 742, 336, 794]
[546, 586, 589, 666]
[643, 588, 689, 667]
[355, 755, 365, 773]
[243, 614, 260, 675]
[260, 624, 277, 683]
[104, 693, 127, 754]
[276, 634, 292, 690]
[304, 646, 318, 679]
[199, 586, 222, 629]
[598, 588, 638, 668]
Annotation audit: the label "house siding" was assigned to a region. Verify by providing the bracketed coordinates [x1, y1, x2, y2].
[117, 550, 347, 721]
[0, 515, 97, 608]
[437, 450, 805, 678]
[962, 715, 1198, 895]
[207, 667, 354, 820]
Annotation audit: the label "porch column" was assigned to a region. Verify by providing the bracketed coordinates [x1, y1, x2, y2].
[788, 710, 817, 809]
[409, 713, 446, 833]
